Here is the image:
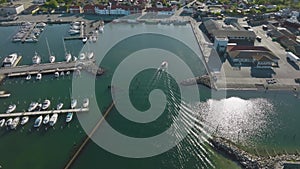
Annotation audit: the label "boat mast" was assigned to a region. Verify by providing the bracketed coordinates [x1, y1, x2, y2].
[46, 37, 51, 57]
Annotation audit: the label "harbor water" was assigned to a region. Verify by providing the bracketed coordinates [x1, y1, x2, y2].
[0, 22, 299, 169]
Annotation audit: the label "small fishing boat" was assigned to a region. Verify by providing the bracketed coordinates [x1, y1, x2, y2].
[71, 99, 77, 109]
[34, 115, 42, 127]
[66, 112, 73, 123]
[43, 114, 50, 124]
[20, 116, 29, 125]
[57, 103, 63, 110]
[42, 99, 51, 110]
[0, 119, 5, 127]
[49, 114, 58, 126]
[6, 104, 16, 114]
[26, 74, 31, 80]
[5, 118, 12, 126]
[54, 71, 59, 78]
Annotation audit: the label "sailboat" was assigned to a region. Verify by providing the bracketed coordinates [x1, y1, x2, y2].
[63, 39, 72, 62]
[46, 38, 55, 63]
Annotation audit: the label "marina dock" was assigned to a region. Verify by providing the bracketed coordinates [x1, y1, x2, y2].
[0, 108, 89, 118]
[0, 60, 104, 77]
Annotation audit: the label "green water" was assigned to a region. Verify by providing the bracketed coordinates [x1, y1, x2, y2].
[0, 22, 299, 169]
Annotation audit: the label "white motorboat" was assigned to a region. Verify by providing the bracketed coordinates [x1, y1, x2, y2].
[69, 29, 80, 35]
[57, 103, 63, 110]
[66, 112, 73, 123]
[79, 53, 86, 60]
[54, 71, 59, 78]
[32, 52, 41, 64]
[49, 55, 55, 63]
[71, 99, 77, 109]
[5, 118, 12, 126]
[49, 114, 58, 126]
[34, 115, 42, 127]
[6, 104, 16, 114]
[83, 98, 89, 108]
[66, 71, 70, 75]
[60, 71, 64, 76]
[0, 119, 5, 127]
[73, 56, 77, 61]
[10, 117, 20, 129]
[20, 116, 29, 125]
[36, 73, 42, 80]
[43, 114, 50, 124]
[28, 102, 38, 112]
[82, 36, 88, 43]
[87, 52, 94, 59]
[65, 53, 72, 62]
[99, 25, 104, 33]
[92, 36, 97, 42]
[26, 74, 31, 80]
[158, 61, 168, 72]
[42, 99, 51, 110]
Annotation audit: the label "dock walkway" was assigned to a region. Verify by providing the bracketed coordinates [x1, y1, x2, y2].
[0, 108, 89, 118]
[0, 60, 103, 77]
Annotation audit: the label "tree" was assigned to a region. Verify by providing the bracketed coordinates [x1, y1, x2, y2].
[45, 0, 59, 9]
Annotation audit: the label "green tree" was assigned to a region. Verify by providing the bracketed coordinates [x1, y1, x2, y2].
[45, 0, 59, 9]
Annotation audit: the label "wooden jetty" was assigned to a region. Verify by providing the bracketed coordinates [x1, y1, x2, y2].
[0, 60, 104, 77]
[0, 108, 89, 118]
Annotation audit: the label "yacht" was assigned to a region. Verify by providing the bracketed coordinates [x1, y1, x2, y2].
[36, 73, 42, 80]
[6, 104, 16, 114]
[28, 102, 38, 112]
[5, 118, 12, 126]
[66, 112, 73, 123]
[66, 71, 70, 75]
[20, 116, 29, 125]
[49, 55, 55, 63]
[54, 72, 59, 78]
[10, 117, 20, 129]
[83, 98, 89, 108]
[26, 74, 31, 80]
[32, 52, 41, 64]
[82, 36, 88, 43]
[71, 99, 77, 109]
[34, 115, 43, 127]
[0, 119, 5, 127]
[158, 61, 168, 72]
[42, 99, 51, 110]
[57, 103, 63, 110]
[49, 114, 58, 126]
[79, 53, 86, 60]
[43, 114, 50, 124]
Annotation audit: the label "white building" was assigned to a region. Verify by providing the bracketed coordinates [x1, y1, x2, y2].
[0, 4, 24, 15]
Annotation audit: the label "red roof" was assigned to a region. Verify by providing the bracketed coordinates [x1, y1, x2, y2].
[83, 4, 94, 10]
[70, 6, 81, 9]
[227, 45, 271, 52]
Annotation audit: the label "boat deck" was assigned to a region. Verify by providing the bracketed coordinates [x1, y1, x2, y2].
[0, 108, 89, 118]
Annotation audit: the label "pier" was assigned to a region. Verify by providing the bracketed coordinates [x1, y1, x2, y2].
[64, 102, 114, 169]
[0, 60, 104, 77]
[0, 108, 89, 118]
[20, 22, 36, 43]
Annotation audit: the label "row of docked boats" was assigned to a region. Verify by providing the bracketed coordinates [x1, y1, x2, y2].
[69, 21, 83, 35]
[12, 22, 46, 43]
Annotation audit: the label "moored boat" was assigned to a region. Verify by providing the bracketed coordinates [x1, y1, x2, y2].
[71, 99, 77, 109]
[54, 71, 59, 78]
[32, 52, 41, 64]
[0, 119, 5, 127]
[82, 36, 88, 43]
[34, 115, 43, 127]
[6, 104, 16, 114]
[43, 114, 50, 124]
[57, 103, 63, 110]
[83, 98, 89, 108]
[49, 55, 55, 63]
[20, 116, 29, 125]
[66, 112, 73, 123]
[5, 118, 12, 126]
[28, 102, 38, 112]
[49, 114, 58, 126]
[36, 73, 42, 80]
[26, 74, 31, 80]
[42, 99, 51, 110]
